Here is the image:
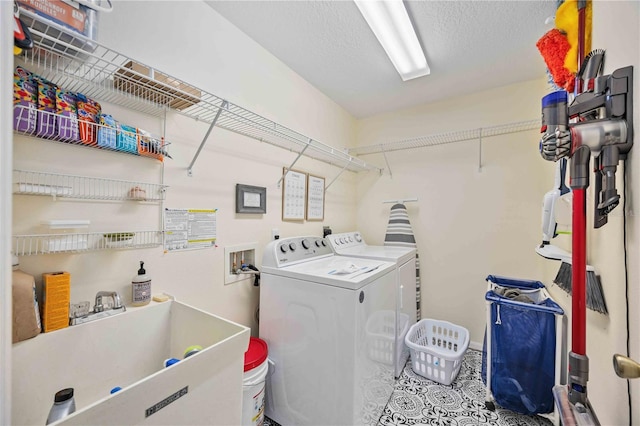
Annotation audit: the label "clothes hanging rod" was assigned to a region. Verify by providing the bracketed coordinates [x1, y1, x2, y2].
[383, 198, 418, 204]
[349, 119, 538, 156]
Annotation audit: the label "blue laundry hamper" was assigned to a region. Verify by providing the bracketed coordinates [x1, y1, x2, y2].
[481, 275, 564, 425]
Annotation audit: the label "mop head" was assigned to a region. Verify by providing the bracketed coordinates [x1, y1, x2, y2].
[537, 29, 575, 92]
[536, 0, 593, 92]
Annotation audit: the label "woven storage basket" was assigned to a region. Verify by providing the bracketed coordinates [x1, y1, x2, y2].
[405, 318, 469, 385]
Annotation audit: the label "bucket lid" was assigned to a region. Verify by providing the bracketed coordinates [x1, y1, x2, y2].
[244, 337, 268, 372]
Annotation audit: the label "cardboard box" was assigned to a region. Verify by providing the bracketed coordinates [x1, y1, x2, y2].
[42, 271, 70, 332]
[18, 0, 88, 37]
[114, 61, 201, 111]
[17, 0, 99, 55]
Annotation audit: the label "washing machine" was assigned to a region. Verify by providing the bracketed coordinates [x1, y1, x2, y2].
[327, 231, 417, 378]
[260, 236, 397, 426]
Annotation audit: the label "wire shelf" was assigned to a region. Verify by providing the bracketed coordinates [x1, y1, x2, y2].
[13, 169, 168, 202]
[13, 106, 170, 160]
[349, 120, 540, 156]
[13, 230, 163, 256]
[16, 7, 380, 174]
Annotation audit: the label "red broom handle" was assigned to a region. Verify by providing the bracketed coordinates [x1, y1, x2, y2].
[572, 188, 587, 356]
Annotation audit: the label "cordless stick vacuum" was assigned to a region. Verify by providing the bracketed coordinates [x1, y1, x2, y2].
[540, 62, 634, 424]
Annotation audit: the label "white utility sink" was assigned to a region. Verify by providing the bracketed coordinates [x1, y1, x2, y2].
[12, 299, 250, 425]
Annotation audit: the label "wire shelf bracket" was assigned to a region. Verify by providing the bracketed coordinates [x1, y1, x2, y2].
[277, 141, 311, 188]
[383, 152, 393, 179]
[478, 131, 483, 173]
[188, 100, 228, 177]
[325, 160, 351, 191]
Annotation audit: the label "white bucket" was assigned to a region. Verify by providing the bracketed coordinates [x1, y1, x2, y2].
[242, 358, 268, 426]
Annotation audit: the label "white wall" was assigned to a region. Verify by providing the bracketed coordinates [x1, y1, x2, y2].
[355, 2, 640, 424]
[355, 78, 553, 344]
[13, 0, 361, 338]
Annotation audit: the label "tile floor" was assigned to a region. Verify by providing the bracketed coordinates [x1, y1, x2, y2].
[264, 349, 553, 426]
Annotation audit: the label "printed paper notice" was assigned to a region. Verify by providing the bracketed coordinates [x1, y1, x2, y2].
[164, 208, 217, 251]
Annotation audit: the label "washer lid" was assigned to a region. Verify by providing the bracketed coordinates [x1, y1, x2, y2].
[263, 255, 395, 289]
[244, 337, 268, 372]
[332, 244, 416, 264]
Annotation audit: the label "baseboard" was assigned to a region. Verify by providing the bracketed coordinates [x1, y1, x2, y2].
[469, 340, 483, 351]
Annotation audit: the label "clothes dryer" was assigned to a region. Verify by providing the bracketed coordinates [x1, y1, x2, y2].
[327, 231, 417, 378]
[260, 236, 396, 426]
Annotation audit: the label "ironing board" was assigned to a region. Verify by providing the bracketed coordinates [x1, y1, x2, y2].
[384, 203, 421, 320]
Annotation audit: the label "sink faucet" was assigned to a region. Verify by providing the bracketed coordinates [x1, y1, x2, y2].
[94, 291, 123, 312]
[69, 291, 126, 326]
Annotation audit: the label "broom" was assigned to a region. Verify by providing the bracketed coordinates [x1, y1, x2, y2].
[553, 258, 607, 314]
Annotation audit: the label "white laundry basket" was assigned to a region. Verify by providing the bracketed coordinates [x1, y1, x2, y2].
[405, 318, 469, 385]
[365, 310, 410, 365]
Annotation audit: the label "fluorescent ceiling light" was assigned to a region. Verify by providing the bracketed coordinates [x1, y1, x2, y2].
[354, 0, 430, 81]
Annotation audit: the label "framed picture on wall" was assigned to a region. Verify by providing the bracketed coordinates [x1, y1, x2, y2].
[306, 174, 325, 221]
[281, 168, 307, 220]
[236, 184, 267, 214]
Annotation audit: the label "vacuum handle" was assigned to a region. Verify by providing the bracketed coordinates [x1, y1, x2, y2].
[559, 158, 570, 195]
[593, 155, 608, 229]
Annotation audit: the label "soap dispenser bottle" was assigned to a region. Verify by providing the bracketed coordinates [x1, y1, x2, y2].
[132, 261, 151, 307]
[46, 388, 76, 424]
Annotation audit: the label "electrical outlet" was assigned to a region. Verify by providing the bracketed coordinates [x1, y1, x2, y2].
[271, 228, 280, 240]
[224, 243, 258, 285]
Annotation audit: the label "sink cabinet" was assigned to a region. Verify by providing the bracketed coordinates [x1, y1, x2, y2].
[12, 299, 250, 425]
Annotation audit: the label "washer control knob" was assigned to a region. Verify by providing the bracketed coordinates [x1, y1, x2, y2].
[301, 239, 310, 249]
[321, 240, 327, 247]
[289, 242, 297, 251]
[355, 233, 362, 242]
[315, 240, 322, 247]
[348, 236, 353, 242]
[279, 244, 289, 253]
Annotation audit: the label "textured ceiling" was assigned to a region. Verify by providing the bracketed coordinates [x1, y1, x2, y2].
[205, 0, 557, 119]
